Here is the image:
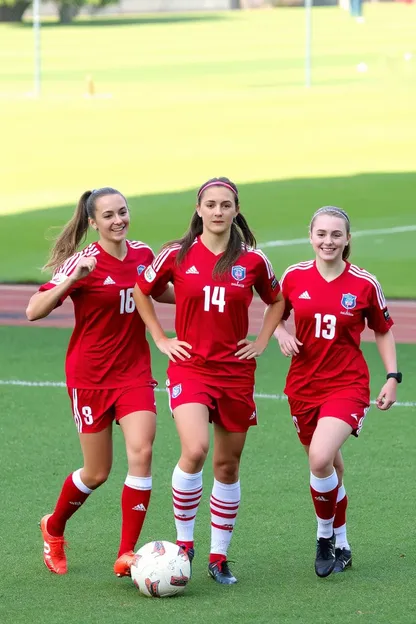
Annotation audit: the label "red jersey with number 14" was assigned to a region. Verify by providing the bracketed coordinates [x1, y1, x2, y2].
[39, 241, 158, 389]
[137, 236, 280, 387]
[281, 260, 393, 405]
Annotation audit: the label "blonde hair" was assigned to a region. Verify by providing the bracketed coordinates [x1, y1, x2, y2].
[43, 187, 125, 272]
[309, 205, 351, 261]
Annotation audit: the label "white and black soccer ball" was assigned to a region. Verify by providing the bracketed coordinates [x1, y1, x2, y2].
[131, 540, 191, 598]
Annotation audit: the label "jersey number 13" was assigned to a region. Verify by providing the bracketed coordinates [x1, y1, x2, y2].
[314, 313, 337, 340]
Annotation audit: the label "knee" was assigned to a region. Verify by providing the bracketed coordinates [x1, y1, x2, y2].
[83, 470, 110, 489]
[213, 458, 240, 484]
[128, 443, 153, 469]
[181, 442, 209, 470]
[308, 449, 334, 477]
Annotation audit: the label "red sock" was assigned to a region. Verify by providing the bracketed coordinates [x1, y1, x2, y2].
[334, 488, 348, 529]
[176, 540, 194, 551]
[310, 485, 338, 521]
[209, 553, 226, 566]
[118, 481, 151, 556]
[47, 471, 92, 537]
[310, 471, 338, 538]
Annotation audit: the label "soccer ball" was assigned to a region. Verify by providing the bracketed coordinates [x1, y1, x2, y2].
[131, 540, 191, 598]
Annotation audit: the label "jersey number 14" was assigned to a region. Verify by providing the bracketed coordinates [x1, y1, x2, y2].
[203, 286, 226, 313]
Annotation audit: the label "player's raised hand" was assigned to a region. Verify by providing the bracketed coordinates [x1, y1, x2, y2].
[274, 327, 303, 357]
[375, 379, 397, 411]
[155, 337, 192, 362]
[235, 338, 267, 360]
[71, 256, 97, 282]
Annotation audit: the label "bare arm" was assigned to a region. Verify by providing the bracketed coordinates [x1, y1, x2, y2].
[374, 329, 398, 410]
[235, 292, 285, 360]
[26, 256, 97, 321]
[133, 284, 191, 361]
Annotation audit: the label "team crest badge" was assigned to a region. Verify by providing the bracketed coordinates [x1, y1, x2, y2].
[137, 264, 145, 276]
[341, 293, 357, 310]
[172, 384, 182, 399]
[231, 265, 246, 282]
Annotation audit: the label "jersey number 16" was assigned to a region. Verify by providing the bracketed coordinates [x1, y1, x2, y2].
[120, 288, 135, 314]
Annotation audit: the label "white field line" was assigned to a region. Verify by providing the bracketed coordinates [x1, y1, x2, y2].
[1, 379, 415, 408]
[260, 225, 416, 249]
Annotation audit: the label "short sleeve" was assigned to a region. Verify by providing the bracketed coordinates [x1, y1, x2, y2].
[365, 278, 394, 333]
[137, 245, 176, 296]
[38, 252, 84, 308]
[135, 245, 168, 300]
[253, 249, 281, 305]
[280, 269, 293, 321]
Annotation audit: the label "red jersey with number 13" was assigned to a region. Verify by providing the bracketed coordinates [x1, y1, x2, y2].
[39, 241, 158, 389]
[137, 236, 280, 387]
[281, 260, 393, 405]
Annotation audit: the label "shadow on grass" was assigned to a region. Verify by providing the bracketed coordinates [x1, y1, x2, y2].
[20, 13, 227, 28]
[1, 171, 416, 296]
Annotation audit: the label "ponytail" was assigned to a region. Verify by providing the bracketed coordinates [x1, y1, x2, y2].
[43, 191, 91, 272]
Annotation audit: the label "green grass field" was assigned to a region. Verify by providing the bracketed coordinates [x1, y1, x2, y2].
[1, 325, 416, 624]
[1, 7, 416, 623]
[1, 6, 416, 295]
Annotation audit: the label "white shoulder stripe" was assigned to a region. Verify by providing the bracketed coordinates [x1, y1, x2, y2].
[248, 248, 274, 278]
[153, 244, 181, 272]
[128, 240, 152, 251]
[56, 244, 100, 277]
[280, 260, 314, 285]
[348, 265, 386, 309]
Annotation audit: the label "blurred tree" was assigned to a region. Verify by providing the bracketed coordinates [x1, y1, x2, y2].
[0, 0, 30, 22]
[0, 0, 117, 23]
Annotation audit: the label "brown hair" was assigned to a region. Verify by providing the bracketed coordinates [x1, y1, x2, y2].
[309, 205, 351, 261]
[164, 177, 256, 279]
[43, 187, 125, 272]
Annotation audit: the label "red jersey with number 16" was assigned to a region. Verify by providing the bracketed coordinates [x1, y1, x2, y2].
[281, 260, 393, 405]
[39, 241, 158, 389]
[137, 236, 280, 387]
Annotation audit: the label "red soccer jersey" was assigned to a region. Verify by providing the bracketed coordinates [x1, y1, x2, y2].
[39, 240, 158, 389]
[137, 236, 280, 387]
[281, 260, 393, 404]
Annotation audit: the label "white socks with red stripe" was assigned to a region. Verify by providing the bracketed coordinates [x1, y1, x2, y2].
[172, 464, 203, 547]
[210, 479, 240, 560]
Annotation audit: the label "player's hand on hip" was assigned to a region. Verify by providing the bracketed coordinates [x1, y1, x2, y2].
[235, 338, 266, 360]
[375, 379, 397, 411]
[274, 328, 302, 357]
[155, 337, 192, 362]
[71, 256, 97, 282]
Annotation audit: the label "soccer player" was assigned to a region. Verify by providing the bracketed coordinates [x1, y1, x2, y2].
[26, 187, 173, 577]
[274, 206, 401, 578]
[134, 177, 285, 585]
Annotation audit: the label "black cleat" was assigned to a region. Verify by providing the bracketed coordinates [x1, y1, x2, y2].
[315, 534, 336, 578]
[178, 544, 194, 563]
[178, 544, 195, 577]
[208, 560, 237, 585]
[333, 547, 352, 573]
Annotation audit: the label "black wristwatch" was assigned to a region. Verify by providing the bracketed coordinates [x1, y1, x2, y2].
[386, 372, 402, 383]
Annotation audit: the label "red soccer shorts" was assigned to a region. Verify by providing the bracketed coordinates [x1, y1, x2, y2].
[67, 383, 157, 434]
[288, 396, 370, 446]
[166, 378, 257, 433]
